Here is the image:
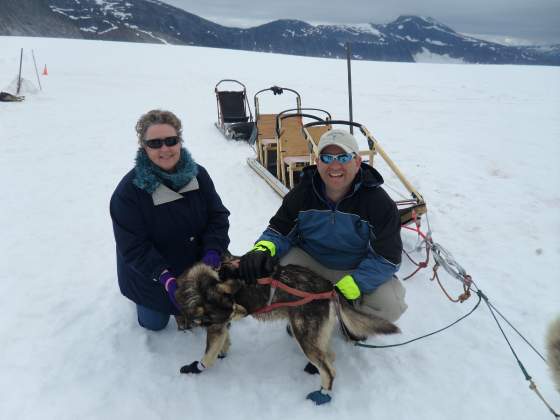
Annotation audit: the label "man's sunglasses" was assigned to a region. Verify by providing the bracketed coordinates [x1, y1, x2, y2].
[143, 136, 181, 149]
[319, 152, 355, 164]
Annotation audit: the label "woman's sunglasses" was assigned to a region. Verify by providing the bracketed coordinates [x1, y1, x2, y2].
[144, 136, 181, 149]
[319, 152, 355, 164]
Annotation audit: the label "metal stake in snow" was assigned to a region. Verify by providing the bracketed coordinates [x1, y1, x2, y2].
[346, 42, 354, 134]
[32, 50, 42, 91]
[17, 48, 23, 95]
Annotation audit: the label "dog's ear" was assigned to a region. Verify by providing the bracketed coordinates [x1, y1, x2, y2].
[230, 303, 248, 320]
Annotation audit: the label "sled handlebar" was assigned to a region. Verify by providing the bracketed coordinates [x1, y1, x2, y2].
[278, 108, 331, 119]
[304, 119, 363, 129]
[254, 86, 301, 99]
[276, 108, 332, 137]
[254, 86, 302, 118]
[214, 79, 247, 92]
[303, 120, 370, 146]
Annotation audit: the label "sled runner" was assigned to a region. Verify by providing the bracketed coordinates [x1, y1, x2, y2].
[214, 79, 255, 142]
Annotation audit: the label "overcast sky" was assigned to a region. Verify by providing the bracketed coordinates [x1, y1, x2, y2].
[164, 0, 560, 45]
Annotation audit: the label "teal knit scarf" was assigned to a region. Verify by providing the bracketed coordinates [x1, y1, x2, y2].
[133, 147, 198, 194]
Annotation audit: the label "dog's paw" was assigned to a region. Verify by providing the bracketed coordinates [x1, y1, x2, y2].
[180, 361, 204, 374]
[306, 389, 332, 405]
[174, 315, 193, 331]
[217, 351, 227, 359]
[304, 362, 319, 375]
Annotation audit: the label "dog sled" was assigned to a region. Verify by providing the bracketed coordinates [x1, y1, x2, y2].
[214, 79, 256, 142]
[213, 80, 426, 225]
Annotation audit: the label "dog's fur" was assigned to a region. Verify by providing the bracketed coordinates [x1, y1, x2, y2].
[547, 316, 560, 394]
[174, 258, 400, 395]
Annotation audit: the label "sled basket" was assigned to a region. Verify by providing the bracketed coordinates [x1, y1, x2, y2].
[214, 79, 255, 142]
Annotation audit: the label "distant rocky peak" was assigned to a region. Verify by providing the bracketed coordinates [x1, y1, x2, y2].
[259, 19, 312, 30]
[384, 15, 457, 35]
[319, 23, 383, 37]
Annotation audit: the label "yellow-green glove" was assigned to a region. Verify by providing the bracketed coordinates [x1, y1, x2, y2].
[335, 275, 361, 301]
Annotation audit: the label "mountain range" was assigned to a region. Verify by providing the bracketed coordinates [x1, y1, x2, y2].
[1, 0, 559, 66]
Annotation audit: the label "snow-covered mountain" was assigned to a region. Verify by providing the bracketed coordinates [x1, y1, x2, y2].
[1, 0, 559, 66]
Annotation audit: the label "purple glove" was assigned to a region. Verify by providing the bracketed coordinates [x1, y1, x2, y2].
[159, 270, 180, 310]
[202, 250, 221, 269]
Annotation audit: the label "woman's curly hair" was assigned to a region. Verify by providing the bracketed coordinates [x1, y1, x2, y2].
[135, 110, 183, 145]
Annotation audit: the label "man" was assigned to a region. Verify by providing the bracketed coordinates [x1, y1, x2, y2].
[240, 129, 407, 322]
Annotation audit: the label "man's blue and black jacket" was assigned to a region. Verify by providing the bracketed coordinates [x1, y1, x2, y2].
[257, 163, 402, 293]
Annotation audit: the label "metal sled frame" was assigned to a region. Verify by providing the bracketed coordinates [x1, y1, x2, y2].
[214, 79, 255, 141]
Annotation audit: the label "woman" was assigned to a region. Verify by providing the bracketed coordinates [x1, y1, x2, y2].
[110, 110, 230, 331]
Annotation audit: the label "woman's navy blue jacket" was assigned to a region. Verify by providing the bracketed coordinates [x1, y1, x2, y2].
[110, 164, 230, 314]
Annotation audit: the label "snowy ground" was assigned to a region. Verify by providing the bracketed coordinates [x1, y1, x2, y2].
[1, 36, 559, 420]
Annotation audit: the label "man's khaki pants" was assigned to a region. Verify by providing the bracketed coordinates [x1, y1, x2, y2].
[279, 247, 407, 322]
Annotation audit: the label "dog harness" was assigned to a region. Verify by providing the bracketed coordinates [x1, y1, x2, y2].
[251, 277, 336, 315]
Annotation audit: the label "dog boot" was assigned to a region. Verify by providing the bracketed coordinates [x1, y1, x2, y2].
[180, 361, 205, 374]
[304, 362, 319, 375]
[306, 388, 332, 405]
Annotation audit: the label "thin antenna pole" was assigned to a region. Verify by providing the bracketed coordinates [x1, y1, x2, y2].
[17, 48, 23, 95]
[32, 49, 42, 91]
[346, 42, 354, 134]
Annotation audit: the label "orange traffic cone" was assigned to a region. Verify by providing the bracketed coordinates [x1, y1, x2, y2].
[42, 65, 48, 76]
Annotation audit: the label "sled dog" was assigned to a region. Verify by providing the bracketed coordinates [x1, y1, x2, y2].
[174, 258, 400, 402]
[547, 316, 560, 393]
